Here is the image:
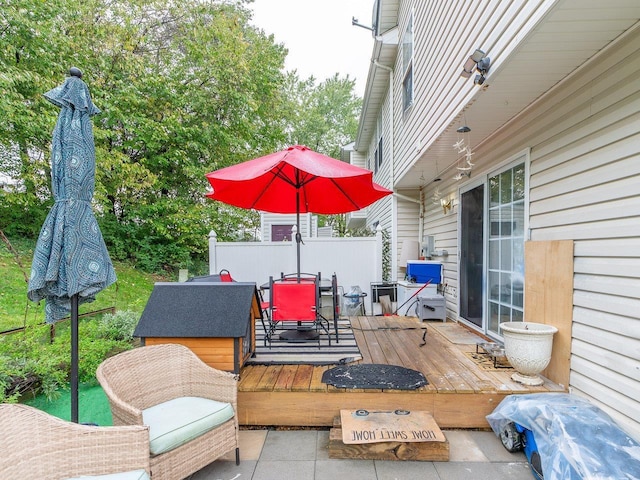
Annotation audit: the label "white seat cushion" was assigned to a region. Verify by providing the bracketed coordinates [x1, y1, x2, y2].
[66, 469, 149, 480]
[142, 396, 234, 455]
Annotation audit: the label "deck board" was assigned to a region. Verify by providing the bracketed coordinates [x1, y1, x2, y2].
[237, 316, 566, 428]
[291, 364, 314, 392]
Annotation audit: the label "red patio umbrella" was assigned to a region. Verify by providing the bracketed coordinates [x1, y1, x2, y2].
[205, 145, 392, 276]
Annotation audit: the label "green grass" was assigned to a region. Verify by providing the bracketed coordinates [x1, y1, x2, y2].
[1, 235, 170, 421]
[25, 383, 113, 426]
[0, 236, 169, 332]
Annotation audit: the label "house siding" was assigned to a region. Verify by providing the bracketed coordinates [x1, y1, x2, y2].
[421, 23, 640, 436]
[527, 29, 640, 437]
[395, 195, 421, 280]
[422, 182, 459, 320]
[359, 0, 640, 436]
[392, 0, 554, 185]
[367, 88, 394, 240]
[261, 213, 316, 241]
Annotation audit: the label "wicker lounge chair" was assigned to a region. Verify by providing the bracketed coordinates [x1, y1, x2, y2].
[97, 343, 239, 480]
[0, 403, 150, 480]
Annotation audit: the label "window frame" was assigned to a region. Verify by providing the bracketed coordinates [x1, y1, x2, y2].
[401, 13, 414, 111]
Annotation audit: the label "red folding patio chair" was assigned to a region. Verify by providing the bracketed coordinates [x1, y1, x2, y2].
[266, 274, 330, 348]
[219, 269, 233, 282]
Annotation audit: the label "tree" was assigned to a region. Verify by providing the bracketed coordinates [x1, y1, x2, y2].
[283, 73, 361, 158]
[1, 0, 289, 271]
[281, 72, 363, 235]
[0, 0, 364, 270]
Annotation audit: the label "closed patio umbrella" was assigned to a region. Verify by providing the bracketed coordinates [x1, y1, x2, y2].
[205, 145, 392, 276]
[28, 68, 116, 422]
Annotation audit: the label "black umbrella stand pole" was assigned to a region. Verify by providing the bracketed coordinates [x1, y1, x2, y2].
[71, 293, 79, 423]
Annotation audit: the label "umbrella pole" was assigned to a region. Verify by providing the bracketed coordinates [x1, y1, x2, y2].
[295, 188, 301, 279]
[71, 293, 79, 423]
[296, 213, 301, 279]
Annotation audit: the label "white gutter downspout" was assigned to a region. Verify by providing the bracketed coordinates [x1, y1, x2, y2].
[395, 192, 425, 255]
[373, 59, 396, 277]
[419, 190, 424, 249]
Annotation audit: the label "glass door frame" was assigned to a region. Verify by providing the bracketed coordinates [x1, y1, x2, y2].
[456, 149, 531, 338]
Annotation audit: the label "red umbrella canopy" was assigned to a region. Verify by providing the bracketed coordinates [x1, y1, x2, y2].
[205, 145, 391, 215]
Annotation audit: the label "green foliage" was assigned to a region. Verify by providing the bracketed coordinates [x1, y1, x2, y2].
[381, 228, 391, 282]
[0, 0, 288, 270]
[97, 310, 138, 342]
[282, 73, 361, 158]
[0, 315, 135, 403]
[0, 0, 364, 273]
[0, 235, 158, 402]
[0, 321, 68, 403]
[52, 319, 134, 383]
[0, 235, 162, 333]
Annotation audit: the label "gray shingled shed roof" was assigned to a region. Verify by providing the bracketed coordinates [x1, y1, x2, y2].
[134, 282, 259, 338]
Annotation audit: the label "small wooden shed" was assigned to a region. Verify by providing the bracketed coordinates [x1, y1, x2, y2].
[134, 282, 261, 373]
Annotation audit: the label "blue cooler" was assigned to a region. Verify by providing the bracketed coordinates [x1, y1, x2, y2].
[406, 261, 442, 284]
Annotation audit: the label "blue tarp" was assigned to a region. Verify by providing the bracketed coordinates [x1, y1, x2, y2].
[487, 393, 640, 480]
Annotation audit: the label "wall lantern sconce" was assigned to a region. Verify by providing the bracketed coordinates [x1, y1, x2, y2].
[460, 49, 491, 85]
[440, 198, 452, 214]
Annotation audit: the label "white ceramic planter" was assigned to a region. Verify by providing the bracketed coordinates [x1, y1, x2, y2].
[499, 321, 558, 386]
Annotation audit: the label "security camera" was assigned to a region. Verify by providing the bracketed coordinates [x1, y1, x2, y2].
[476, 57, 491, 75]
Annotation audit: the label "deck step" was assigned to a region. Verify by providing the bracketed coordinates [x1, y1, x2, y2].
[328, 411, 450, 461]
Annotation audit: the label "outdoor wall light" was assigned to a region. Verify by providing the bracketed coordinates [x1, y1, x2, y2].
[461, 49, 490, 84]
[474, 57, 491, 85]
[440, 198, 452, 214]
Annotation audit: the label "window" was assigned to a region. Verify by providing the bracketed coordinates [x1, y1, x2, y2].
[271, 225, 293, 242]
[402, 15, 414, 111]
[373, 116, 383, 173]
[374, 137, 383, 173]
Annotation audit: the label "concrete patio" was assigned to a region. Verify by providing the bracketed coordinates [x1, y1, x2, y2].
[190, 428, 534, 480]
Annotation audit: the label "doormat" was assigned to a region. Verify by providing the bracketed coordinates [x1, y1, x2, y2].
[431, 323, 483, 344]
[322, 364, 427, 390]
[463, 351, 513, 370]
[340, 409, 446, 444]
[248, 317, 362, 365]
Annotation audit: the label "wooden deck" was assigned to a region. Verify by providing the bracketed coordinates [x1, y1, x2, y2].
[237, 316, 566, 429]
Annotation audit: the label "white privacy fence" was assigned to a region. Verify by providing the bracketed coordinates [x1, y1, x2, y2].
[208, 227, 384, 315]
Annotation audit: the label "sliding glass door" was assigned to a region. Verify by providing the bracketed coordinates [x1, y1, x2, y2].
[458, 154, 527, 336]
[487, 163, 525, 336]
[459, 182, 485, 328]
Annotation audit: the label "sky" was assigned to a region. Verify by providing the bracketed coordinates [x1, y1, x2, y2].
[250, 0, 376, 97]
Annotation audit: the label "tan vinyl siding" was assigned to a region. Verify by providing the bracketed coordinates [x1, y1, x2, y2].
[367, 86, 394, 235]
[395, 195, 420, 280]
[421, 180, 459, 319]
[418, 19, 640, 436]
[363, 0, 639, 436]
[393, 0, 553, 186]
[261, 213, 315, 241]
[506, 28, 639, 435]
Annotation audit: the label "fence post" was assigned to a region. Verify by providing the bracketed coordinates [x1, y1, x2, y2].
[375, 224, 383, 282]
[208, 230, 217, 274]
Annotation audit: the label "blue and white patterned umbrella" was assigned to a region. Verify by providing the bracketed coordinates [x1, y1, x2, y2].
[28, 70, 116, 322]
[27, 68, 116, 422]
